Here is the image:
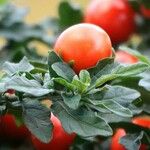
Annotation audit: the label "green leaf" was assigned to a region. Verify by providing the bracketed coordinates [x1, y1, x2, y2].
[30, 68, 48, 74]
[52, 62, 76, 82]
[98, 112, 130, 123]
[120, 132, 144, 150]
[143, 103, 150, 114]
[139, 78, 150, 91]
[43, 73, 54, 89]
[23, 99, 53, 143]
[61, 93, 81, 109]
[0, 82, 6, 93]
[89, 85, 140, 106]
[85, 101, 109, 113]
[3, 57, 34, 76]
[52, 101, 112, 137]
[72, 75, 88, 93]
[10, 101, 22, 108]
[6, 75, 53, 96]
[95, 74, 117, 87]
[88, 58, 116, 82]
[0, 72, 4, 79]
[53, 78, 75, 91]
[0, 104, 6, 115]
[79, 70, 91, 85]
[102, 100, 133, 117]
[30, 61, 48, 74]
[114, 63, 148, 77]
[0, 76, 10, 92]
[88, 59, 147, 89]
[48, 50, 62, 78]
[58, 1, 83, 29]
[87, 97, 133, 118]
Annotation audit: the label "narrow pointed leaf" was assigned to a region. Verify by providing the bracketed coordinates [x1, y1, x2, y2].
[53, 78, 75, 91]
[114, 63, 148, 77]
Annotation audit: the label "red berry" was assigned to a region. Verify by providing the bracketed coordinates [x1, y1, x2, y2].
[111, 129, 126, 150]
[85, 0, 136, 44]
[132, 116, 150, 129]
[141, 5, 150, 19]
[6, 89, 15, 94]
[0, 114, 30, 141]
[115, 50, 138, 64]
[54, 23, 112, 73]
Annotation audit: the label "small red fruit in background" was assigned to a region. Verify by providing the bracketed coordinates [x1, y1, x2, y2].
[111, 117, 150, 150]
[140, 5, 150, 19]
[0, 114, 30, 140]
[6, 89, 15, 94]
[132, 116, 150, 129]
[111, 129, 126, 150]
[54, 23, 112, 73]
[32, 114, 76, 150]
[115, 50, 138, 64]
[84, 0, 136, 44]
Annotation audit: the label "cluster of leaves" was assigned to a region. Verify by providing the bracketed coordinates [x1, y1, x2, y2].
[0, 50, 150, 149]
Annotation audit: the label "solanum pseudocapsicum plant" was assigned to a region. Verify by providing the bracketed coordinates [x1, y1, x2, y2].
[0, 21, 150, 149]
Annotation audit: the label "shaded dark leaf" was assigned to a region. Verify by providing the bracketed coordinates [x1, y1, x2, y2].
[23, 99, 53, 143]
[120, 132, 144, 150]
[61, 93, 81, 109]
[52, 101, 112, 137]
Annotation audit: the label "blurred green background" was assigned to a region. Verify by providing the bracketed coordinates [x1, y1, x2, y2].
[9, 0, 89, 56]
[13, 0, 88, 23]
